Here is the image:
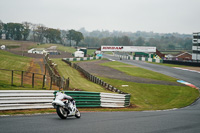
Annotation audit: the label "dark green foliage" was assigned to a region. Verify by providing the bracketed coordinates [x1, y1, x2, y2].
[66, 29, 84, 47]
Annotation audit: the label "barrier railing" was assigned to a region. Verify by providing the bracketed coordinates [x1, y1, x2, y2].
[54, 91, 131, 107]
[114, 54, 163, 63]
[0, 90, 54, 110]
[44, 55, 69, 90]
[0, 90, 131, 110]
[62, 58, 128, 94]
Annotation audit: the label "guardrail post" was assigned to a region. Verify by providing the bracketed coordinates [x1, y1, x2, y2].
[50, 76, 52, 90]
[21, 71, 24, 87]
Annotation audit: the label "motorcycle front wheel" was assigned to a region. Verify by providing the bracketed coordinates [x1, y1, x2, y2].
[75, 109, 81, 118]
[56, 106, 67, 119]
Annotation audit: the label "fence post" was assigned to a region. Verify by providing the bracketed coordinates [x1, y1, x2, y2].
[59, 77, 62, 91]
[21, 71, 24, 87]
[32, 73, 34, 88]
[50, 76, 52, 90]
[65, 77, 70, 90]
[44, 64, 46, 75]
[42, 75, 45, 89]
[11, 70, 14, 86]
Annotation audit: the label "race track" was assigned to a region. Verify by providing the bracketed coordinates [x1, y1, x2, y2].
[1, 54, 200, 133]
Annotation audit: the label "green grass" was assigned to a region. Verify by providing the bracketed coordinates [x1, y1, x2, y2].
[52, 59, 111, 93]
[0, 50, 46, 90]
[99, 77, 199, 110]
[0, 50, 31, 89]
[54, 59, 199, 110]
[0, 39, 36, 49]
[0, 50, 31, 70]
[100, 61, 177, 82]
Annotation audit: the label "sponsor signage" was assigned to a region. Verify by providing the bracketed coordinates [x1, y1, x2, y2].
[101, 46, 156, 52]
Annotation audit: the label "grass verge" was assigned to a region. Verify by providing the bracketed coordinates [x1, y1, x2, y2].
[100, 61, 177, 82]
[99, 77, 199, 110]
[52, 59, 111, 93]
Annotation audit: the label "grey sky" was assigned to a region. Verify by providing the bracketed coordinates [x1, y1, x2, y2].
[0, 0, 199, 34]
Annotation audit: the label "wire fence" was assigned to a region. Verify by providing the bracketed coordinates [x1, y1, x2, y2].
[0, 55, 69, 90]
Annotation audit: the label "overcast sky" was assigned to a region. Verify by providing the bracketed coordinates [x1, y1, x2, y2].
[0, 0, 199, 34]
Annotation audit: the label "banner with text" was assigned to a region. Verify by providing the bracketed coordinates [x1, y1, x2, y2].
[101, 46, 156, 52]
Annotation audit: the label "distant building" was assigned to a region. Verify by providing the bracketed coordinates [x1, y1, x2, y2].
[28, 48, 47, 55]
[27, 46, 60, 55]
[165, 52, 192, 61]
[192, 32, 200, 61]
[174, 52, 192, 61]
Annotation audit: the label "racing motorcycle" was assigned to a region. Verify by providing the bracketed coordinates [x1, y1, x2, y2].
[52, 92, 81, 119]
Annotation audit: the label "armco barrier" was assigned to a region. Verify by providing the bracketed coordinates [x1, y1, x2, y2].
[63, 56, 102, 62]
[62, 57, 127, 94]
[115, 54, 163, 63]
[0, 90, 54, 110]
[54, 91, 130, 108]
[72, 63, 126, 94]
[0, 90, 130, 110]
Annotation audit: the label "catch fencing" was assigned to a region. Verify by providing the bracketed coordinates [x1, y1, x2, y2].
[0, 90, 131, 110]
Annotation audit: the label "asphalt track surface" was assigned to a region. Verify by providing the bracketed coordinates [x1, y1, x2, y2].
[0, 54, 200, 133]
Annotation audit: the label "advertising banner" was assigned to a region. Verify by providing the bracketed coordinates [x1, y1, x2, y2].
[101, 46, 156, 52]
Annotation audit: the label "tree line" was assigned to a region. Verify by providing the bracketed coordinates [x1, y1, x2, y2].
[0, 20, 84, 46]
[0, 20, 193, 51]
[78, 28, 193, 50]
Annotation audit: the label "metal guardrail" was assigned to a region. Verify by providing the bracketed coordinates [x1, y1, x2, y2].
[0, 90, 54, 110]
[54, 91, 130, 108]
[62, 58, 128, 94]
[0, 90, 130, 110]
[114, 54, 163, 63]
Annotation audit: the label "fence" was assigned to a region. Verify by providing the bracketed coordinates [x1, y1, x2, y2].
[62, 58, 128, 94]
[163, 60, 200, 67]
[72, 63, 126, 94]
[43, 55, 69, 90]
[0, 56, 69, 90]
[0, 90, 131, 110]
[0, 68, 51, 89]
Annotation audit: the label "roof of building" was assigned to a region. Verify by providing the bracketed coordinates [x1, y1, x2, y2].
[174, 51, 192, 57]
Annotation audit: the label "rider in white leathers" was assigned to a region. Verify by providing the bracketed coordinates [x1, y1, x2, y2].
[56, 92, 74, 112]
[56, 92, 73, 100]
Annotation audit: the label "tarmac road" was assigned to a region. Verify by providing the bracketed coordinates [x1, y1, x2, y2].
[0, 54, 200, 133]
[1, 107, 200, 133]
[103, 54, 200, 88]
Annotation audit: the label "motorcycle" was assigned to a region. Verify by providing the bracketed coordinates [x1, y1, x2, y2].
[52, 92, 81, 119]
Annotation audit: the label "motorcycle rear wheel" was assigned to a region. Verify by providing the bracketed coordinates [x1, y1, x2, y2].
[56, 106, 67, 119]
